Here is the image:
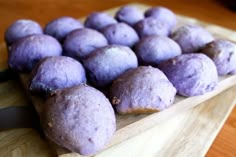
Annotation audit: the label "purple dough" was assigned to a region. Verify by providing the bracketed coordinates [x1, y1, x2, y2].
[29, 56, 86, 94]
[83, 45, 138, 88]
[134, 17, 170, 38]
[41, 84, 116, 156]
[8, 34, 62, 72]
[171, 25, 214, 53]
[4, 19, 43, 46]
[202, 39, 236, 76]
[101, 22, 139, 47]
[159, 53, 218, 97]
[135, 35, 181, 66]
[63, 28, 108, 60]
[145, 6, 177, 31]
[110, 66, 176, 114]
[115, 5, 144, 26]
[85, 12, 117, 31]
[44, 16, 83, 42]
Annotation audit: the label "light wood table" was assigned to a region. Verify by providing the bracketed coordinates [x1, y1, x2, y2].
[0, 0, 235, 157]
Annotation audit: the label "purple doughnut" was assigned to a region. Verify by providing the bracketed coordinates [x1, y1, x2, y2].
[85, 12, 117, 31]
[29, 56, 86, 94]
[135, 35, 181, 66]
[101, 22, 139, 47]
[4, 19, 43, 46]
[63, 28, 108, 60]
[110, 66, 176, 114]
[41, 84, 116, 156]
[159, 53, 218, 97]
[44, 16, 83, 42]
[8, 34, 62, 72]
[115, 5, 144, 26]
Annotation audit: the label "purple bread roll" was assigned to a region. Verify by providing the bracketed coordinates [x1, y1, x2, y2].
[159, 53, 218, 97]
[171, 25, 214, 53]
[83, 45, 138, 88]
[134, 17, 170, 38]
[63, 28, 108, 60]
[29, 56, 86, 94]
[145, 6, 177, 31]
[8, 34, 62, 72]
[41, 84, 116, 156]
[4, 19, 43, 46]
[110, 66, 176, 114]
[135, 35, 181, 66]
[101, 22, 139, 47]
[85, 12, 117, 31]
[44, 16, 83, 42]
[202, 39, 236, 76]
[115, 5, 144, 26]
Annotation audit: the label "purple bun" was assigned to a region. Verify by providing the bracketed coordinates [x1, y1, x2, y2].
[41, 84, 116, 156]
[44, 16, 83, 42]
[8, 34, 62, 72]
[29, 56, 86, 94]
[145, 6, 177, 31]
[101, 22, 139, 47]
[85, 12, 117, 31]
[110, 66, 176, 114]
[159, 53, 218, 97]
[83, 45, 138, 88]
[171, 25, 214, 53]
[134, 17, 170, 38]
[4, 19, 43, 46]
[202, 39, 236, 76]
[63, 28, 108, 60]
[135, 35, 181, 66]
[115, 5, 144, 26]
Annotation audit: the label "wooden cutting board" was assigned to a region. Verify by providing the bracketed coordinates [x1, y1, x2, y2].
[1, 3, 236, 157]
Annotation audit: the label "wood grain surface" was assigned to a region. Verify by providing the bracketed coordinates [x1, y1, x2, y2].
[0, 0, 236, 157]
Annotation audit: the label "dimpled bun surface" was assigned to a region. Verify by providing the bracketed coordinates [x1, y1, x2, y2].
[202, 39, 236, 76]
[63, 28, 108, 60]
[172, 25, 214, 53]
[101, 22, 139, 47]
[41, 84, 116, 156]
[159, 53, 218, 97]
[135, 35, 181, 66]
[44, 16, 83, 42]
[85, 12, 117, 31]
[4, 19, 43, 46]
[29, 56, 86, 94]
[115, 5, 144, 26]
[9, 34, 62, 72]
[83, 45, 138, 87]
[110, 66, 176, 114]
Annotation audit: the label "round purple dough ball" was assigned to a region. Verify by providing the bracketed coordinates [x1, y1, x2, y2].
[85, 12, 117, 31]
[63, 28, 108, 60]
[8, 34, 62, 72]
[83, 45, 138, 88]
[4, 19, 43, 46]
[101, 22, 139, 47]
[159, 53, 218, 97]
[135, 36, 181, 66]
[134, 17, 170, 38]
[145, 6, 177, 31]
[115, 5, 144, 26]
[110, 66, 176, 114]
[171, 25, 214, 53]
[29, 56, 86, 94]
[41, 84, 116, 156]
[44, 16, 83, 42]
[202, 39, 236, 76]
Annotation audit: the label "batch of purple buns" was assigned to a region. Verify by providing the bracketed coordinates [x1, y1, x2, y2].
[5, 5, 236, 156]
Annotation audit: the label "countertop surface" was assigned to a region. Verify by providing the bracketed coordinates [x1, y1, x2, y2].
[0, 0, 236, 157]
